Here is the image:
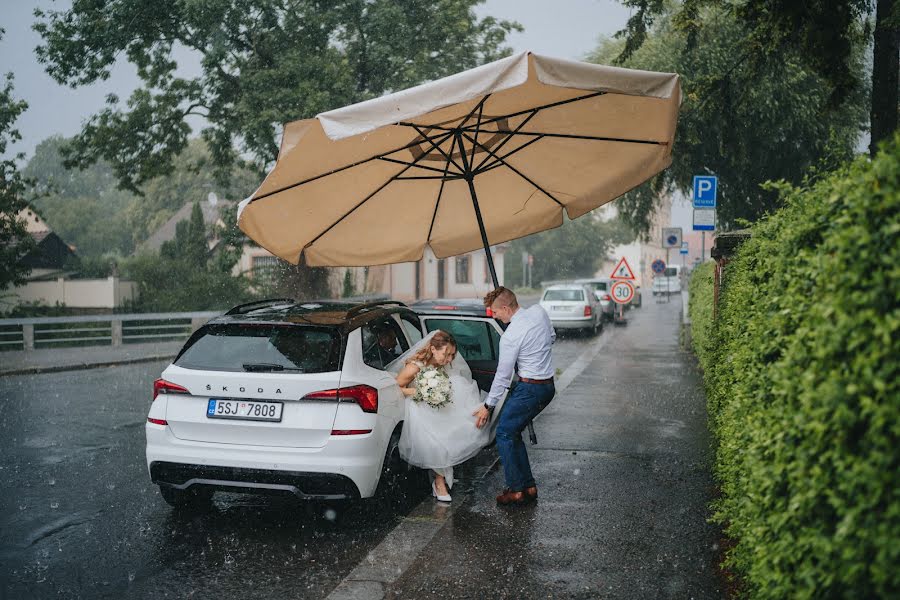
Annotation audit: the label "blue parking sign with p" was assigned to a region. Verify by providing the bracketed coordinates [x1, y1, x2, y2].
[693, 176, 717, 208]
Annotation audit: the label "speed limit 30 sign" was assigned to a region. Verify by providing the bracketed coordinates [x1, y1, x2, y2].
[611, 280, 635, 304]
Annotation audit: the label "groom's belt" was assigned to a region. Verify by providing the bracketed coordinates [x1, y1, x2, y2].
[519, 377, 554, 385]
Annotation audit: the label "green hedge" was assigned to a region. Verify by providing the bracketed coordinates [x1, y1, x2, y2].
[688, 260, 716, 369]
[699, 137, 899, 598]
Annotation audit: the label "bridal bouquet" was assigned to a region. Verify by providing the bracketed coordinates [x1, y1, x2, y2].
[413, 367, 453, 409]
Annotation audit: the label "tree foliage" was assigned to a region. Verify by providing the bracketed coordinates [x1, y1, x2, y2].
[504, 214, 633, 286]
[0, 46, 36, 292]
[23, 136, 259, 257]
[590, 6, 868, 234]
[33, 0, 522, 192]
[614, 0, 897, 157]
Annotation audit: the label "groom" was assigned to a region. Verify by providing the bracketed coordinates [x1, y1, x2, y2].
[474, 287, 556, 506]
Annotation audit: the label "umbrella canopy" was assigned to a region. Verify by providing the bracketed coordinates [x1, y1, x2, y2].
[238, 51, 681, 287]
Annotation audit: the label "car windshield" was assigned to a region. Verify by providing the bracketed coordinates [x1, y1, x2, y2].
[544, 289, 584, 301]
[586, 281, 609, 291]
[175, 323, 341, 373]
[663, 267, 679, 277]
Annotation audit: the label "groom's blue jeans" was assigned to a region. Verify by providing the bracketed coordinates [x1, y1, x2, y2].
[496, 381, 555, 491]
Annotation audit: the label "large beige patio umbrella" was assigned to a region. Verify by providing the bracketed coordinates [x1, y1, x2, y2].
[238, 51, 681, 288]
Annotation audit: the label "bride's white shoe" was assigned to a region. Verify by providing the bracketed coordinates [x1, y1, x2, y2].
[432, 480, 452, 503]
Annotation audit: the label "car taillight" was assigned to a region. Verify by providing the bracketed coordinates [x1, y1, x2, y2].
[602, 294, 611, 301]
[486, 307, 493, 317]
[153, 378, 189, 400]
[147, 418, 168, 426]
[303, 385, 378, 414]
[584, 306, 592, 317]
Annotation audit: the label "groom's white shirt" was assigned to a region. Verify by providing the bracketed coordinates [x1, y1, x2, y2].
[484, 304, 556, 408]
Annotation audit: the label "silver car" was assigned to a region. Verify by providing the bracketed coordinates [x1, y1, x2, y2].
[539, 284, 602, 335]
[574, 278, 616, 321]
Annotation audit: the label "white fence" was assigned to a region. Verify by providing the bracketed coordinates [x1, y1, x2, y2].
[0, 311, 222, 352]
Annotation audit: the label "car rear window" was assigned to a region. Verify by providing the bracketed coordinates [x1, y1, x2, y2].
[543, 289, 584, 301]
[663, 267, 679, 277]
[175, 323, 341, 373]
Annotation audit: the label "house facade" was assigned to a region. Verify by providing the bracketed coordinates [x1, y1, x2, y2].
[4, 208, 137, 312]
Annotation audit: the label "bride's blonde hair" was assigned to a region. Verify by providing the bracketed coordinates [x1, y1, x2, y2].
[407, 330, 457, 366]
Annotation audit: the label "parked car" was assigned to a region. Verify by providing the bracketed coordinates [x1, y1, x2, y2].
[631, 285, 642, 307]
[652, 265, 682, 295]
[574, 278, 616, 321]
[146, 298, 504, 508]
[539, 284, 602, 335]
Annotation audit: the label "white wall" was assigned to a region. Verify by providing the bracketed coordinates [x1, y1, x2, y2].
[11, 277, 138, 309]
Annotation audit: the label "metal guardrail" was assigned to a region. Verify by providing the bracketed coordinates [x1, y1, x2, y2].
[0, 311, 223, 352]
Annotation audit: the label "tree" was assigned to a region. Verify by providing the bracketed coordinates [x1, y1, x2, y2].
[505, 214, 633, 286]
[0, 41, 36, 292]
[23, 136, 259, 256]
[33, 0, 522, 192]
[590, 6, 868, 233]
[615, 0, 897, 157]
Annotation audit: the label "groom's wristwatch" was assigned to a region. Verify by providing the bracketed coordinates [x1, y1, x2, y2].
[483, 403, 495, 413]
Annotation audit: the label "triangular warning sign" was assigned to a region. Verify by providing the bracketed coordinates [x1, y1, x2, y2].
[610, 257, 636, 280]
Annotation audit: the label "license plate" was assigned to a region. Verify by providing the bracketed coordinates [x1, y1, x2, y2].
[207, 399, 283, 422]
[552, 305, 572, 311]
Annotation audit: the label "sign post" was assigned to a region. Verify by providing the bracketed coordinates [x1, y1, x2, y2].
[609, 257, 636, 324]
[611, 280, 635, 325]
[661, 228, 681, 303]
[693, 175, 718, 262]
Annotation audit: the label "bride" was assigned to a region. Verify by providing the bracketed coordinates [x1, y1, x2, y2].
[391, 330, 494, 502]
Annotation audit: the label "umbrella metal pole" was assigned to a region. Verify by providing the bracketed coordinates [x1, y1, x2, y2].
[466, 176, 500, 290]
[456, 131, 500, 290]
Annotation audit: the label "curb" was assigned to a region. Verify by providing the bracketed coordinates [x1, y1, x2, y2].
[0, 354, 176, 377]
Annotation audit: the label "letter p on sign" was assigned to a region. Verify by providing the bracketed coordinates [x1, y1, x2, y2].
[693, 175, 717, 208]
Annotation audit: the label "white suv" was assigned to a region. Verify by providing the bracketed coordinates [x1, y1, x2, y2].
[146, 299, 503, 507]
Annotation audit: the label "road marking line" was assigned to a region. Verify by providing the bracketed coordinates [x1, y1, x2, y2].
[324, 326, 617, 600]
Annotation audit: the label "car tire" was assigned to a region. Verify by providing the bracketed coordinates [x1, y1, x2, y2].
[372, 430, 412, 510]
[159, 485, 213, 509]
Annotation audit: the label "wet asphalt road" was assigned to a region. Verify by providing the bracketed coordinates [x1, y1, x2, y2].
[0, 325, 597, 599]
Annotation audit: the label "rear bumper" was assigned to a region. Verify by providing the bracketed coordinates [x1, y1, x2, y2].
[550, 317, 594, 329]
[146, 423, 386, 499]
[149, 461, 360, 500]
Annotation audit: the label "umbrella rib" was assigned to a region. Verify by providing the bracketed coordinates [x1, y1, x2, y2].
[249, 130, 454, 203]
[304, 133, 454, 251]
[410, 124, 465, 173]
[468, 99, 486, 168]
[426, 134, 458, 248]
[461, 131, 565, 208]
[474, 134, 545, 174]
[377, 156, 452, 175]
[465, 90, 607, 130]
[473, 109, 539, 171]
[395, 91, 606, 135]
[494, 131, 666, 145]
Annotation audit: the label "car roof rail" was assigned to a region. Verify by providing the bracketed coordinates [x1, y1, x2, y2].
[345, 300, 407, 318]
[225, 298, 296, 315]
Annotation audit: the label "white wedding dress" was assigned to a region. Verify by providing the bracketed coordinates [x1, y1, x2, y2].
[389, 331, 494, 488]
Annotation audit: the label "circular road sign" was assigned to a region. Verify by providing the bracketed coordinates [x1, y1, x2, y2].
[611, 281, 635, 305]
[651, 259, 666, 274]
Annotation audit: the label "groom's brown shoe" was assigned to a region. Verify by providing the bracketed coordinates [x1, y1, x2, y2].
[524, 486, 538, 503]
[496, 489, 527, 505]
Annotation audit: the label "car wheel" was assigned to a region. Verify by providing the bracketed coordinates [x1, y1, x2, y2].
[373, 431, 413, 510]
[159, 485, 213, 509]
